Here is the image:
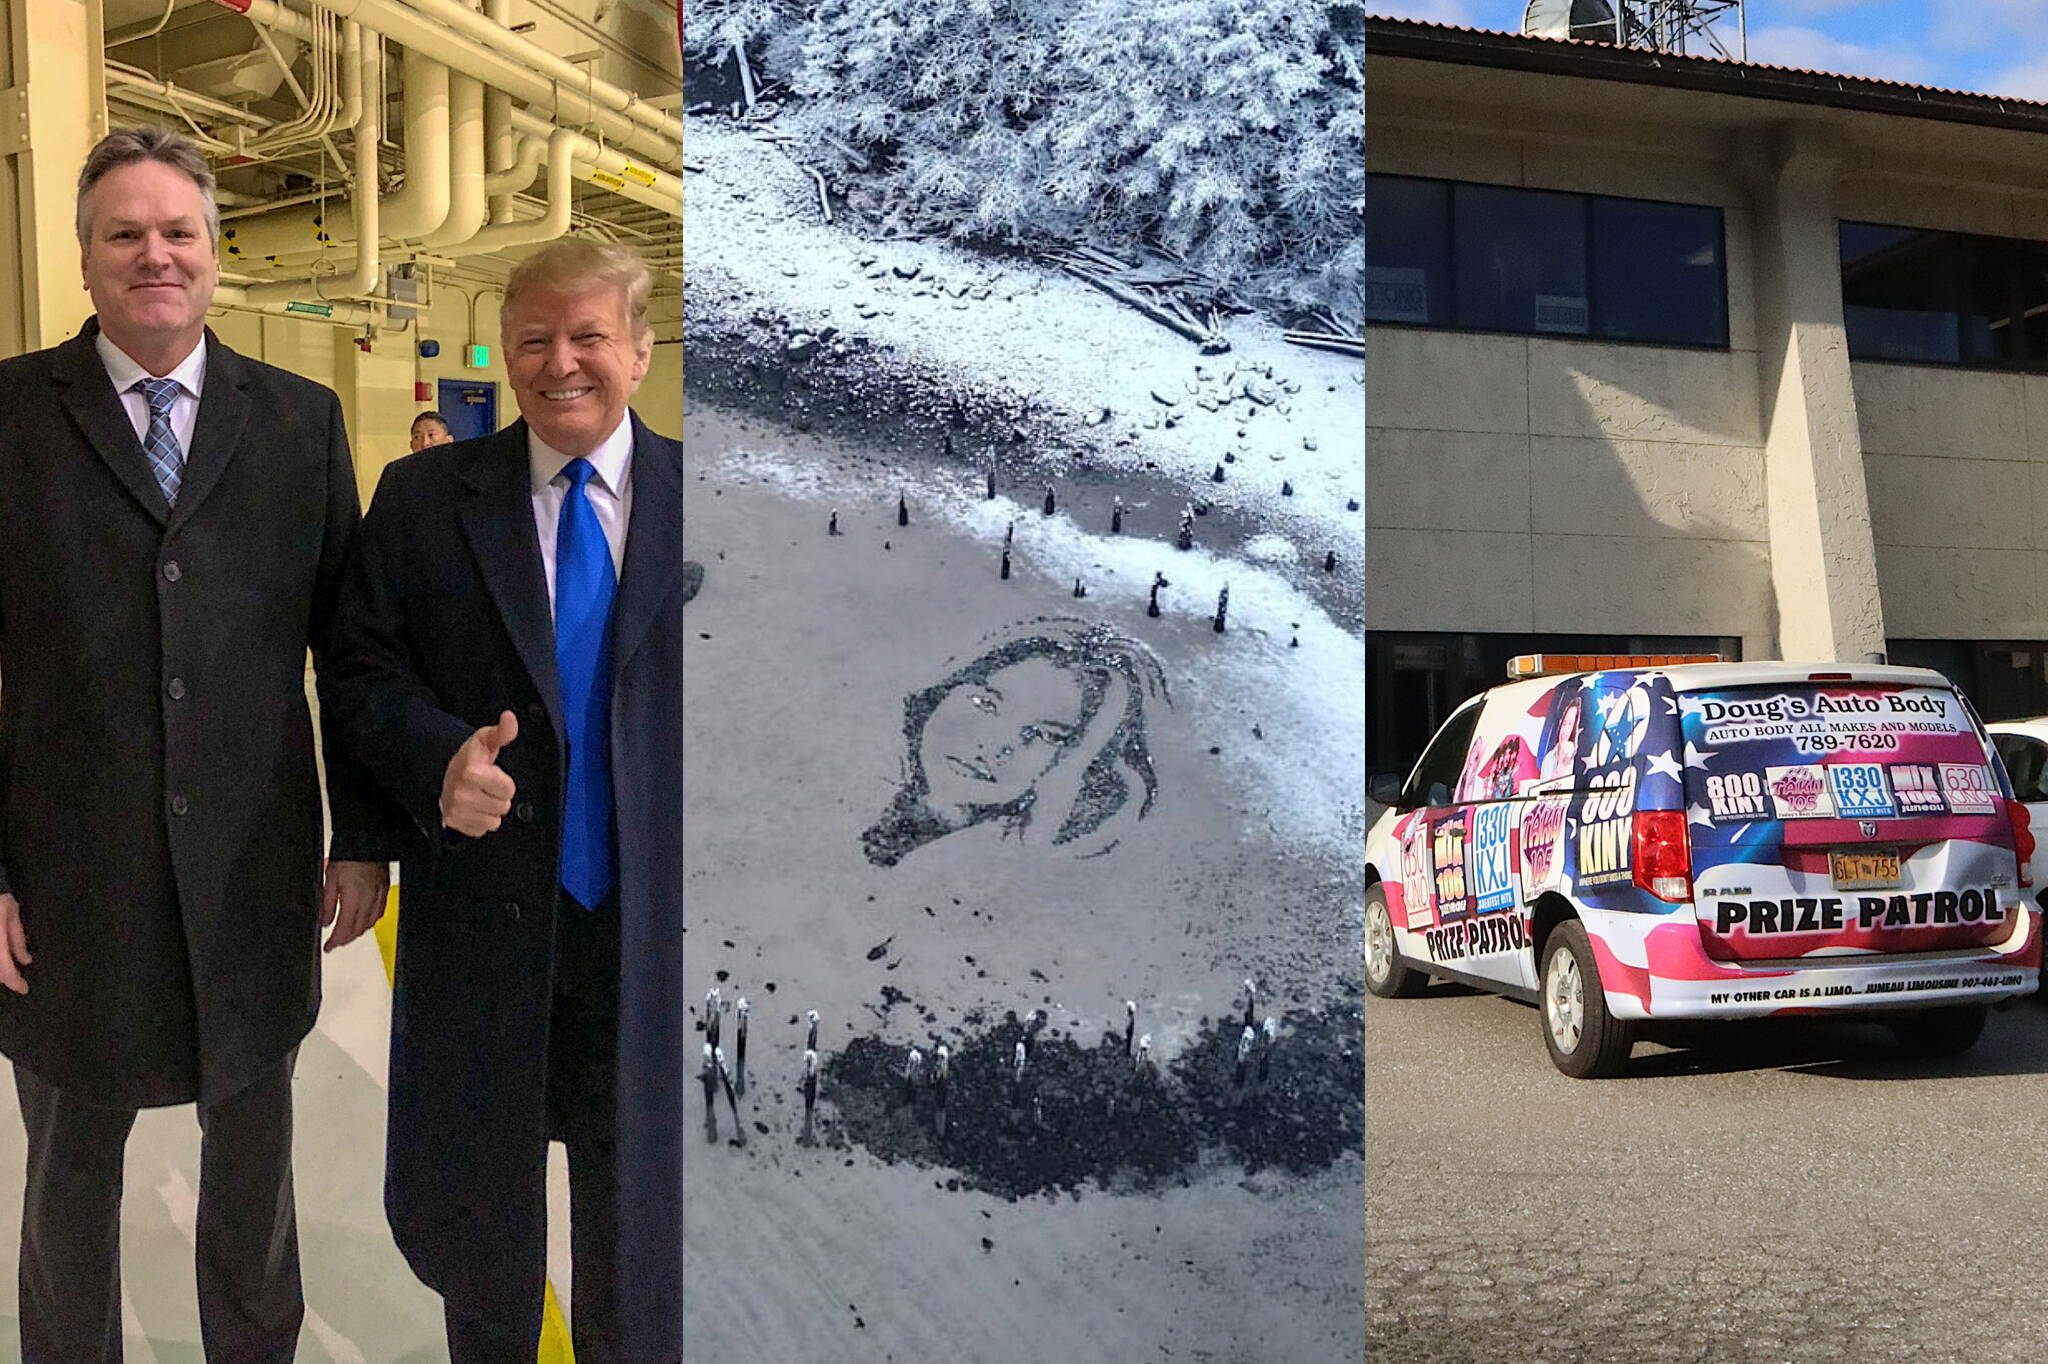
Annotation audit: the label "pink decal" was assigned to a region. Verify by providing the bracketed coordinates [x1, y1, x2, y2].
[1766, 764, 1835, 819]
[1940, 764, 1996, 815]
[1522, 796, 1570, 894]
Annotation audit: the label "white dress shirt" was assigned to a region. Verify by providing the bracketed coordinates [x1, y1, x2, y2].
[97, 333, 207, 457]
[530, 416, 633, 618]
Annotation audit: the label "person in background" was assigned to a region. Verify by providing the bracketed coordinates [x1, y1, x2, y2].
[0, 126, 392, 1362]
[409, 410, 453, 452]
[328, 238, 682, 1363]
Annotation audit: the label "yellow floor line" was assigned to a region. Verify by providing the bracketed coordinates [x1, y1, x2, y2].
[373, 890, 577, 1362]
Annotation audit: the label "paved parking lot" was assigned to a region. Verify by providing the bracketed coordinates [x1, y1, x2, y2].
[1368, 981, 2048, 1362]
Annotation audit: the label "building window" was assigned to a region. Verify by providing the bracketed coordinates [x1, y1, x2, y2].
[1843, 223, 2048, 372]
[1367, 631, 1743, 786]
[1365, 174, 1728, 348]
[1886, 640, 2048, 721]
[1364, 174, 1449, 326]
[1455, 183, 1589, 336]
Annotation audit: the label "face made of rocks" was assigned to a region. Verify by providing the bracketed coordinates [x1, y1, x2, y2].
[919, 657, 1087, 813]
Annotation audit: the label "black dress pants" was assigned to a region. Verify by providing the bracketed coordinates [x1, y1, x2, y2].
[446, 894, 621, 1364]
[14, 1053, 302, 1364]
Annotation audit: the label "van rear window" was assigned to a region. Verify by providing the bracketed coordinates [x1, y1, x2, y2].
[1677, 685, 1998, 824]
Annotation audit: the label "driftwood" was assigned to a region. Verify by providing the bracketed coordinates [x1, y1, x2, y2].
[1056, 260, 1229, 353]
[808, 168, 832, 225]
[818, 133, 870, 171]
[1282, 329, 1363, 360]
[730, 41, 758, 111]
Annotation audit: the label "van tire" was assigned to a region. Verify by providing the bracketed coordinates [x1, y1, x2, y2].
[1891, 1004, 1989, 1056]
[1540, 921, 1636, 1079]
[1365, 884, 1428, 999]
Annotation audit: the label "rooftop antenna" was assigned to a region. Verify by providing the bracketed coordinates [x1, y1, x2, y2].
[1523, 0, 1747, 61]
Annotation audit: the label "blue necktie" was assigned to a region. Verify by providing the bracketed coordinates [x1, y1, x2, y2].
[556, 458, 618, 911]
[132, 377, 184, 506]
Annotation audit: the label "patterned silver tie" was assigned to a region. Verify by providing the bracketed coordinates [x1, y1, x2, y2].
[131, 377, 184, 506]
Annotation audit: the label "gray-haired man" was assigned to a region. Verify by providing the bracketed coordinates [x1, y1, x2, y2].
[0, 127, 392, 1360]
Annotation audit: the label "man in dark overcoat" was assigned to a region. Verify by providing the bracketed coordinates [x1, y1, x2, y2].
[328, 238, 682, 1363]
[0, 129, 392, 1360]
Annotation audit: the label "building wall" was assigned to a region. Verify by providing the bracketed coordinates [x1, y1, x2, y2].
[1837, 174, 2048, 643]
[1365, 122, 1776, 658]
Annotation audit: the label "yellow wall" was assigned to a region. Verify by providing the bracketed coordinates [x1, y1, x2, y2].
[208, 282, 679, 509]
[639, 340, 681, 440]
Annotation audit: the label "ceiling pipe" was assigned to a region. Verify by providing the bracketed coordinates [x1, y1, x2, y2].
[446, 127, 577, 259]
[225, 28, 383, 309]
[104, 61, 275, 129]
[421, 72, 487, 248]
[486, 134, 545, 200]
[509, 108, 681, 219]
[484, 0, 517, 225]
[211, 0, 680, 169]
[376, 0, 679, 148]
[224, 46, 450, 264]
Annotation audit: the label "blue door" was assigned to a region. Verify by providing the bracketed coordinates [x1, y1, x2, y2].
[437, 379, 498, 441]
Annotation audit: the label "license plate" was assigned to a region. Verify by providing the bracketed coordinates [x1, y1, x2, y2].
[1830, 848, 1901, 890]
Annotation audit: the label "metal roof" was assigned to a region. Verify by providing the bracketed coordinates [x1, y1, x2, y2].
[1365, 15, 2048, 134]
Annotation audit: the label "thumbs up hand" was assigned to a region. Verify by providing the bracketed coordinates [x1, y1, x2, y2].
[441, 710, 519, 836]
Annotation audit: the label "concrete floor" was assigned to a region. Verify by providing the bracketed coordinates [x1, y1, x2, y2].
[0, 915, 577, 1362]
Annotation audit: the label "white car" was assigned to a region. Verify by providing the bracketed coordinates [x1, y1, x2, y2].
[1366, 655, 2039, 1077]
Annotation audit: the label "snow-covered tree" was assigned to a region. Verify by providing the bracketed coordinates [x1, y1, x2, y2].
[696, 0, 1364, 323]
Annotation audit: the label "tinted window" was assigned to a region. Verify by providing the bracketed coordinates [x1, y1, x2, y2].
[1363, 174, 1727, 347]
[1886, 639, 2048, 721]
[2022, 243, 2048, 362]
[1843, 222, 2048, 371]
[1993, 734, 2048, 802]
[1365, 175, 1449, 326]
[1367, 631, 1743, 785]
[1592, 198, 1726, 345]
[1455, 183, 1589, 336]
[1409, 705, 1482, 809]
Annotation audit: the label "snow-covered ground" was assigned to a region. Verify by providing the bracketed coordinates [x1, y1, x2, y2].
[680, 115, 1364, 587]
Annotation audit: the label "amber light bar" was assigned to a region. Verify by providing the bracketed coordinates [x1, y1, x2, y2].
[1506, 653, 1726, 680]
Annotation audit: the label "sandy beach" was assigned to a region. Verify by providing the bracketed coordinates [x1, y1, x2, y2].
[678, 404, 1363, 1362]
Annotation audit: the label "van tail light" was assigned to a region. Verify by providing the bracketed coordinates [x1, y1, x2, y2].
[2007, 798, 2035, 888]
[1633, 809, 1694, 903]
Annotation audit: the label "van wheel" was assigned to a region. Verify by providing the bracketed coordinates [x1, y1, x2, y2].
[1540, 922, 1636, 1079]
[1891, 1004, 1989, 1056]
[1365, 885, 1427, 999]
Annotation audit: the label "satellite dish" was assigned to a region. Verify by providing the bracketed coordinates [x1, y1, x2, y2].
[1523, 0, 1622, 43]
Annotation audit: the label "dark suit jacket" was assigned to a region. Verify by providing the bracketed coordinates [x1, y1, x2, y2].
[0, 318, 388, 1108]
[327, 414, 682, 1358]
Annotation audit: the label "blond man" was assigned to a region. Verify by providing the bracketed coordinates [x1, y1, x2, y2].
[328, 239, 682, 1362]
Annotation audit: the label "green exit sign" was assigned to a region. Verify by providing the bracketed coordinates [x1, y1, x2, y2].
[466, 344, 491, 369]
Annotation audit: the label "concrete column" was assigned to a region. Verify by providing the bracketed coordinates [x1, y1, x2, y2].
[0, 0, 104, 354]
[1745, 121, 1886, 664]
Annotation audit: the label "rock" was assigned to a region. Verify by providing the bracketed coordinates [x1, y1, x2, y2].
[1151, 389, 1178, 407]
[1244, 378, 1279, 406]
[892, 262, 921, 280]
[784, 334, 819, 361]
[1303, 437, 1318, 451]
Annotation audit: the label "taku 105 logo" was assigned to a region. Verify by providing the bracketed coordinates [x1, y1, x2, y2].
[1939, 763, 1997, 815]
[1890, 764, 1949, 816]
[1522, 795, 1570, 893]
[1765, 764, 1836, 819]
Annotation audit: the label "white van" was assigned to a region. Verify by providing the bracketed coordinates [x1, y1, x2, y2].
[1365, 657, 2039, 1077]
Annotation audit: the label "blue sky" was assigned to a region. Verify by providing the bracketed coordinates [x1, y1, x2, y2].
[1374, 2, 2048, 100]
